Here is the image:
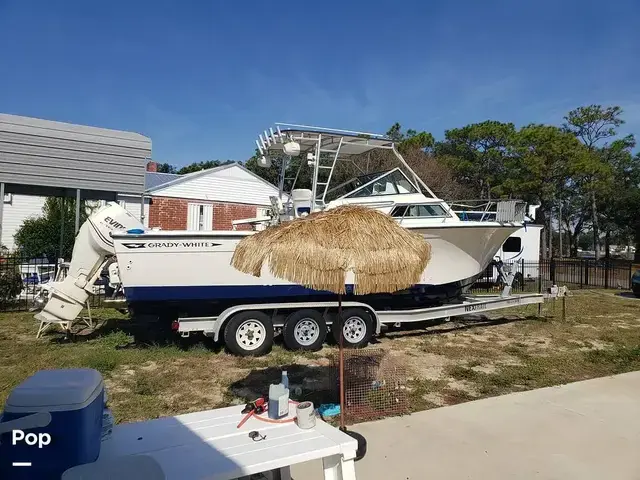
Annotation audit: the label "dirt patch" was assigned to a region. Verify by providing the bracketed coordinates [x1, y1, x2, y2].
[406, 352, 451, 380]
[471, 364, 498, 374]
[140, 361, 159, 371]
[2, 291, 640, 424]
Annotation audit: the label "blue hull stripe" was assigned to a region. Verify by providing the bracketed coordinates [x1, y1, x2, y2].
[125, 284, 359, 302]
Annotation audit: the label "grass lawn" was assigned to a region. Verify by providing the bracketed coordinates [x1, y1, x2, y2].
[1, 289, 639, 424]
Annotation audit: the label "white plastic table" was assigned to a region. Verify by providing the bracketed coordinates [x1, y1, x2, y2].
[98, 404, 358, 480]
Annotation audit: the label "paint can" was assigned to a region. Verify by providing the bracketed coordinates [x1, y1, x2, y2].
[295, 401, 316, 429]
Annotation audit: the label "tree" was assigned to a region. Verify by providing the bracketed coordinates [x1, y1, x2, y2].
[244, 150, 312, 191]
[561, 197, 588, 257]
[600, 144, 640, 261]
[563, 105, 624, 149]
[156, 160, 237, 175]
[385, 123, 435, 153]
[244, 153, 281, 186]
[595, 135, 637, 257]
[435, 121, 516, 199]
[501, 124, 586, 258]
[401, 150, 472, 200]
[14, 198, 93, 261]
[177, 160, 235, 175]
[156, 163, 177, 173]
[563, 105, 625, 260]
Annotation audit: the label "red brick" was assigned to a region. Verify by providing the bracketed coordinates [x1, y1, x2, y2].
[148, 196, 259, 231]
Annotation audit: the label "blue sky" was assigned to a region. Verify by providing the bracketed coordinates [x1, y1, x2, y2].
[1, 0, 638, 166]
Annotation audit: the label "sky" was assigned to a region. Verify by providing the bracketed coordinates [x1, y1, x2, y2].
[1, 0, 639, 166]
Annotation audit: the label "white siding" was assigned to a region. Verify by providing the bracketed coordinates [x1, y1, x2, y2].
[154, 165, 279, 205]
[1, 194, 149, 251]
[116, 194, 150, 227]
[1, 194, 46, 250]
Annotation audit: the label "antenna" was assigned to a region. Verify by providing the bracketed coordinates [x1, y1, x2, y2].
[258, 134, 267, 151]
[276, 125, 283, 141]
[255, 139, 264, 156]
[269, 127, 277, 144]
[263, 130, 272, 146]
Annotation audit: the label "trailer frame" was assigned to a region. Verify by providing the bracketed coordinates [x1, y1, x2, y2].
[167, 264, 567, 355]
[175, 288, 565, 340]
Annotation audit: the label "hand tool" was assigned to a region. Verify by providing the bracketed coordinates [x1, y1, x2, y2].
[237, 397, 266, 428]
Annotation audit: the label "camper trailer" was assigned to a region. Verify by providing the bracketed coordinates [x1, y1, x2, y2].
[452, 203, 543, 288]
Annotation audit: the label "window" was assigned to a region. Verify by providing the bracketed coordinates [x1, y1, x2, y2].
[503, 236, 522, 253]
[187, 203, 213, 231]
[391, 204, 448, 218]
[346, 170, 419, 199]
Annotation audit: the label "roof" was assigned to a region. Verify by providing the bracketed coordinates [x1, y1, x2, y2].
[145, 172, 181, 190]
[145, 162, 278, 194]
[0, 113, 150, 198]
[256, 123, 394, 158]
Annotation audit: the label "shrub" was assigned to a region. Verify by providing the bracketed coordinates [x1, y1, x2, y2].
[0, 267, 23, 306]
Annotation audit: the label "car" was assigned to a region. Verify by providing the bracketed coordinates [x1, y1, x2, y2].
[633, 270, 640, 298]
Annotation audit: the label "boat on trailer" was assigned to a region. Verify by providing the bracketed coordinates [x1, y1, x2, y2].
[35, 123, 562, 356]
[109, 124, 525, 318]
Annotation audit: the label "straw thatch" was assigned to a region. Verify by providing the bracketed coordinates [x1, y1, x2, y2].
[231, 205, 431, 295]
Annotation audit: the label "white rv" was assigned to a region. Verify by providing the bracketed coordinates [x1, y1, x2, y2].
[452, 203, 543, 288]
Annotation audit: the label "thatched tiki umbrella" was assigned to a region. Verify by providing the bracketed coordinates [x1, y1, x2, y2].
[231, 205, 431, 429]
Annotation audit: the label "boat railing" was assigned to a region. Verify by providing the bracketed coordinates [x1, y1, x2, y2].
[450, 199, 527, 223]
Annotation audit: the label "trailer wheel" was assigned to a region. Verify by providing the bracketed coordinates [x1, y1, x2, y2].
[224, 311, 274, 357]
[283, 309, 327, 351]
[331, 308, 374, 348]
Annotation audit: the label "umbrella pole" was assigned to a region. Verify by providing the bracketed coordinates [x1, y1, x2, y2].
[337, 293, 367, 463]
[338, 293, 345, 430]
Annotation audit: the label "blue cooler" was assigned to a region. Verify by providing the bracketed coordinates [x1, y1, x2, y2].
[0, 368, 104, 480]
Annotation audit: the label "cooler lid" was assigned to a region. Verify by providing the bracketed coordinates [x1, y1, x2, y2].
[5, 368, 103, 411]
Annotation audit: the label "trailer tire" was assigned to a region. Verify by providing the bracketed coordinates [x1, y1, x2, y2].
[283, 309, 327, 351]
[224, 311, 274, 357]
[331, 308, 374, 348]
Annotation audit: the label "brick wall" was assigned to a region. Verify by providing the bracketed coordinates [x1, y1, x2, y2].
[212, 203, 257, 230]
[148, 196, 258, 231]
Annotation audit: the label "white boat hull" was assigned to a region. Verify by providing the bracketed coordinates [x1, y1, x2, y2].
[112, 221, 520, 309]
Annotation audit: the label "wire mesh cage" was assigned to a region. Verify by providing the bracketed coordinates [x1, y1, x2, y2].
[331, 348, 410, 424]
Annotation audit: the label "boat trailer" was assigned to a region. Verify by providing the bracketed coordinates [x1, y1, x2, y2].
[171, 264, 568, 356]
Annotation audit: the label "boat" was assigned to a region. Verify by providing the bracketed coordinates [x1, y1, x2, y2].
[107, 124, 525, 317]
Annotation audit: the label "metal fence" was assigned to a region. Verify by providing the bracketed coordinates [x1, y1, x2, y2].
[470, 258, 636, 293]
[0, 254, 636, 313]
[0, 254, 106, 312]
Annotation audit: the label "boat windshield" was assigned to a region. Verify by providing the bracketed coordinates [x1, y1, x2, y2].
[324, 169, 419, 202]
[391, 204, 449, 218]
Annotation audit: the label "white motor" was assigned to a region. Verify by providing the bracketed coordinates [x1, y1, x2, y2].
[35, 202, 143, 324]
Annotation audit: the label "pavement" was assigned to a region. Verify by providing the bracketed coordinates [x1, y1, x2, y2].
[292, 372, 640, 479]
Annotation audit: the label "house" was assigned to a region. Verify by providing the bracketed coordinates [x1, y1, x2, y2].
[144, 161, 278, 231]
[1, 161, 280, 250]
